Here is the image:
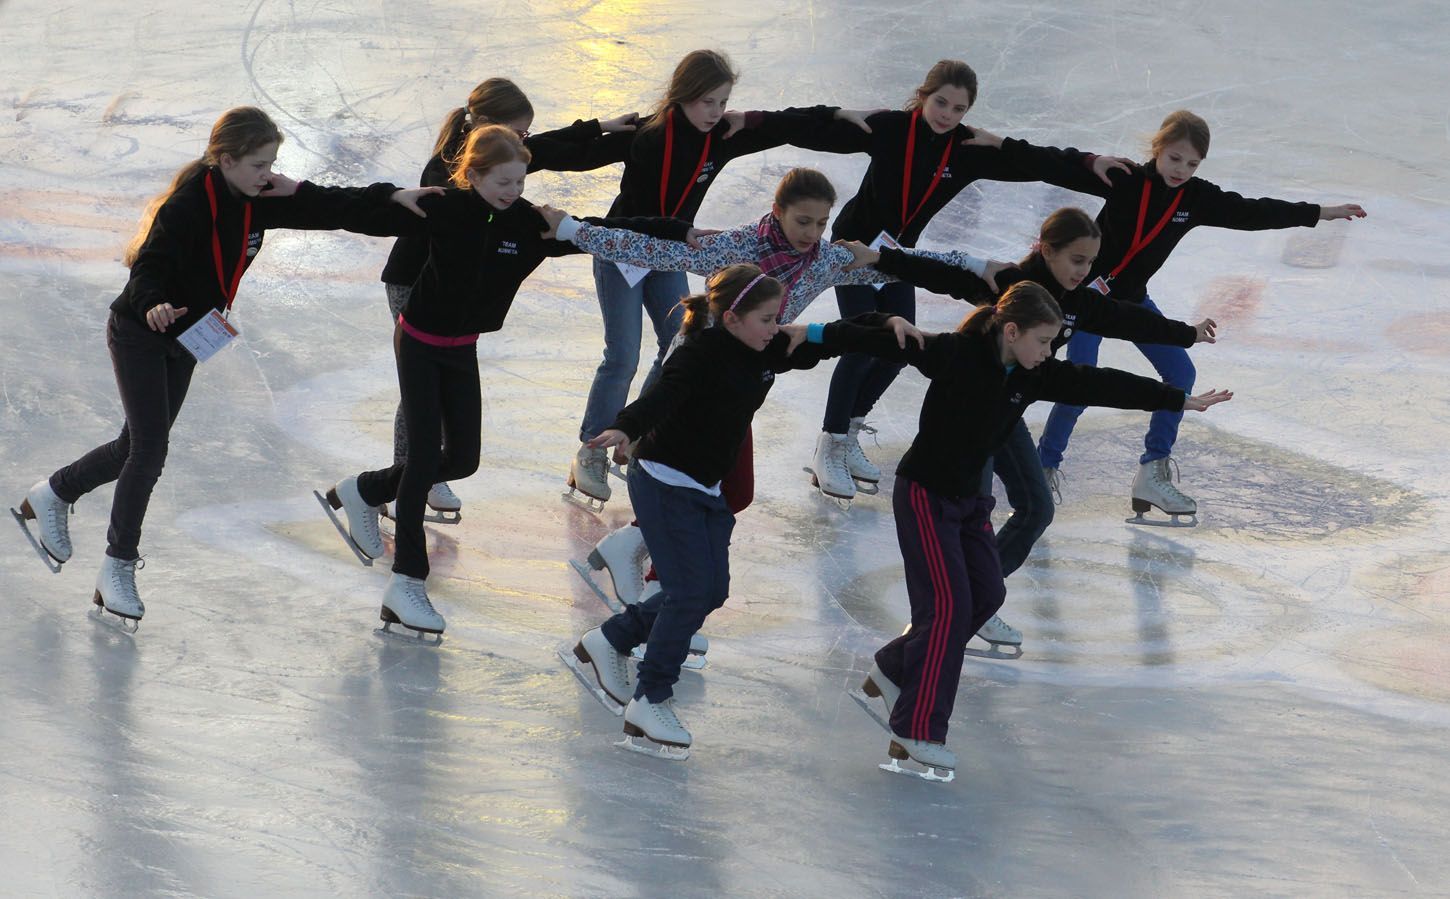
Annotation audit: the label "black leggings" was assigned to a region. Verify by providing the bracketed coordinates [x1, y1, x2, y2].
[356, 327, 481, 579]
[50, 311, 197, 560]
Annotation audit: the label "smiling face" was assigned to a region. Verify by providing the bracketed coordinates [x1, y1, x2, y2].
[680, 82, 732, 132]
[1154, 138, 1203, 187]
[1002, 321, 1060, 369]
[468, 159, 528, 210]
[1041, 235, 1101, 292]
[218, 142, 280, 197]
[772, 199, 832, 253]
[922, 84, 972, 134]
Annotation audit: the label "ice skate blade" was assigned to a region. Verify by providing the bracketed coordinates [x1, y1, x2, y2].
[964, 641, 1024, 661]
[88, 597, 140, 634]
[878, 757, 955, 783]
[630, 643, 708, 671]
[801, 468, 854, 510]
[379, 504, 462, 525]
[10, 506, 62, 573]
[615, 734, 690, 761]
[854, 479, 881, 496]
[1125, 511, 1197, 528]
[557, 646, 625, 716]
[561, 487, 607, 514]
[607, 462, 629, 482]
[375, 622, 443, 646]
[569, 558, 626, 614]
[312, 489, 374, 566]
[849, 689, 892, 734]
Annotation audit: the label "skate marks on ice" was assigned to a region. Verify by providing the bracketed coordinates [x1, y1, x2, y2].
[1049, 419, 1426, 541]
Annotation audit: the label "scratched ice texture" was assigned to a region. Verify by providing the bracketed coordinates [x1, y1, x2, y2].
[2, 0, 1449, 895]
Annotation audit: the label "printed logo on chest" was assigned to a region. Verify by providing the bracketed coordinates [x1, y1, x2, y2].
[1172, 211, 1190, 223]
[697, 161, 716, 183]
[497, 239, 520, 256]
[247, 231, 262, 257]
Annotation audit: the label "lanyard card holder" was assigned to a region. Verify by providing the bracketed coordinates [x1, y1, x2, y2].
[177, 309, 238, 363]
[614, 261, 651, 288]
[868, 231, 902, 291]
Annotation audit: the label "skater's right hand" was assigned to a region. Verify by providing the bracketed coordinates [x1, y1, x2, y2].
[536, 204, 568, 237]
[1194, 317, 1218, 344]
[982, 259, 1011, 292]
[886, 315, 928, 349]
[834, 239, 879, 271]
[145, 302, 188, 332]
[587, 428, 630, 450]
[1182, 388, 1233, 412]
[390, 187, 444, 217]
[600, 112, 640, 133]
[960, 125, 1002, 148]
[686, 227, 721, 249]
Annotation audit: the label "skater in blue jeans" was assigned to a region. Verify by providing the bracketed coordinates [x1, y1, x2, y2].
[975, 109, 1364, 523]
[566, 264, 922, 758]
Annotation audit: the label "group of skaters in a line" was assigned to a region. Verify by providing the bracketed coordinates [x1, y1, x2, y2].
[13, 50, 1364, 780]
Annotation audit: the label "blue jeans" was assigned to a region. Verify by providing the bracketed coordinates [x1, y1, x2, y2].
[821, 280, 916, 433]
[991, 418, 1054, 578]
[601, 465, 734, 702]
[579, 261, 688, 441]
[1036, 296, 1196, 468]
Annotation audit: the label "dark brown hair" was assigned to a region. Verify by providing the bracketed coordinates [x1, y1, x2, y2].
[773, 167, 836, 209]
[432, 78, 534, 164]
[908, 59, 978, 111]
[125, 106, 283, 267]
[1020, 207, 1101, 267]
[679, 264, 783, 335]
[957, 280, 1062, 335]
[641, 49, 739, 133]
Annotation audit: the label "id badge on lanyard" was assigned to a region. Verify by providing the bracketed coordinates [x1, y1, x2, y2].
[867, 231, 902, 292]
[181, 171, 250, 362]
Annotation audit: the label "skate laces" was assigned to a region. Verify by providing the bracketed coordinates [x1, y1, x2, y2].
[1044, 468, 1064, 505]
[582, 446, 608, 480]
[1158, 458, 1190, 502]
[403, 578, 436, 614]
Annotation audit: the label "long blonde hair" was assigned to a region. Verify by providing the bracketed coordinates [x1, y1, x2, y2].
[124, 106, 283, 267]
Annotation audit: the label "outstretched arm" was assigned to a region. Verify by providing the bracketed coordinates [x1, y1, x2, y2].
[552, 216, 756, 274]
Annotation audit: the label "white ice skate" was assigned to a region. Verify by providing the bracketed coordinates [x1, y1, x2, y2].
[380, 483, 463, 525]
[850, 663, 901, 732]
[804, 431, 856, 509]
[92, 555, 144, 631]
[316, 476, 384, 564]
[564, 444, 611, 512]
[378, 573, 445, 643]
[577, 524, 648, 606]
[844, 417, 882, 495]
[881, 737, 956, 783]
[966, 614, 1024, 660]
[619, 696, 691, 760]
[559, 628, 630, 717]
[1127, 457, 1197, 527]
[12, 479, 72, 572]
[627, 580, 708, 670]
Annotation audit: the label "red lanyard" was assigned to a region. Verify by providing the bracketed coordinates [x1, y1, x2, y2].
[203, 171, 252, 312]
[659, 107, 712, 218]
[1108, 179, 1183, 279]
[899, 108, 954, 234]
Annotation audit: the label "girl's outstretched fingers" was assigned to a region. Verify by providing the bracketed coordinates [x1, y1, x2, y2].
[263, 172, 300, 196]
[833, 239, 878, 271]
[391, 186, 444, 217]
[780, 323, 808, 354]
[686, 227, 722, 249]
[886, 316, 927, 349]
[1194, 317, 1218, 344]
[1184, 388, 1234, 412]
[834, 107, 886, 133]
[587, 429, 629, 450]
[1321, 203, 1368, 220]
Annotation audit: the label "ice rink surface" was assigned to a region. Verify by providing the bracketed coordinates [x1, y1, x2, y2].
[3, 0, 1449, 895]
